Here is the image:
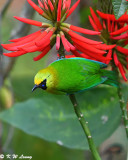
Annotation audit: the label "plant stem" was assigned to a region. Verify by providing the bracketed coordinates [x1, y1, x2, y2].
[69, 94, 101, 160]
[58, 41, 65, 59]
[58, 41, 101, 160]
[111, 61, 128, 137]
[116, 72, 128, 137]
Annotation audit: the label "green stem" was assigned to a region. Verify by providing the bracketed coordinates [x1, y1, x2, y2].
[111, 61, 128, 137]
[58, 42, 101, 159]
[58, 41, 65, 58]
[69, 94, 101, 160]
[116, 71, 128, 137]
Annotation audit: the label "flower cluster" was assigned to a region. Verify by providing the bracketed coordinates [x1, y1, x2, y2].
[89, 7, 128, 81]
[2, 0, 113, 62]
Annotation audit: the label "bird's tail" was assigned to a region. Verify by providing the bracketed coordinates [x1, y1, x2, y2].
[101, 70, 118, 87]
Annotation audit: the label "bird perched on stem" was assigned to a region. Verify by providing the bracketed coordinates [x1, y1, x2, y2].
[32, 58, 118, 94]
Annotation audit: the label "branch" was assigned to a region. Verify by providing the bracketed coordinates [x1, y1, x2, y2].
[0, 0, 13, 19]
[69, 94, 101, 160]
[117, 74, 128, 137]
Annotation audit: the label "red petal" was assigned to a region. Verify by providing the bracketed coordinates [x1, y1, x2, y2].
[22, 39, 50, 52]
[97, 10, 128, 22]
[111, 25, 128, 36]
[113, 53, 119, 66]
[1, 31, 41, 50]
[63, 0, 71, 10]
[44, 0, 48, 10]
[114, 22, 118, 31]
[75, 44, 110, 62]
[116, 46, 128, 55]
[97, 10, 116, 21]
[107, 16, 111, 32]
[19, 31, 48, 50]
[3, 51, 26, 57]
[27, 0, 44, 15]
[90, 7, 103, 31]
[68, 30, 101, 45]
[38, 0, 44, 8]
[126, 57, 128, 69]
[92, 44, 116, 50]
[88, 16, 99, 32]
[66, 40, 76, 51]
[36, 27, 56, 46]
[9, 30, 41, 42]
[70, 25, 100, 35]
[66, 0, 80, 18]
[57, 0, 62, 21]
[65, 55, 76, 58]
[106, 49, 112, 64]
[33, 46, 51, 61]
[56, 34, 60, 50]
[72, 38, 106, 54]
[48, 0, 54, 11]
[111, 32, 128, 40]
[60, 32, 70, 52]
[124, 39, 128, 45]
[103, 21, 106, 29]
[14, 16, 42, 27]
[118, 62, 127, 81]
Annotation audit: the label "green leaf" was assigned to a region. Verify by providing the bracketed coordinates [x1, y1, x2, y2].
[0, 86, 123, 150]
[112, 0, 128, 19]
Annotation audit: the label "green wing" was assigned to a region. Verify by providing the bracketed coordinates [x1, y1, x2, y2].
[50, 58, 107, 94]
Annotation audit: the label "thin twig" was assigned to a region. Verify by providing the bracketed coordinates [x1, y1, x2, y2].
[69, 94, 101, 160]
[117, 73, 128, 137]
[111, 61, 128, 137]
[3, 126, 15, 152]
[0, 0, 13, 19]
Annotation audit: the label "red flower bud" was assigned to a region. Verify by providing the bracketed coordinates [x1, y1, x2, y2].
[113, 53, 119, 66]
[111, 32, 128, 40]
[72, 38, 106, 54]
[36, 27, 56, 46]
[27, 0, 44, 15]
[88, 16, 99, 32]
[3, 51, 27, 57]
[90, 7, 103, 31]
[56, 34, 60, 50]
[60, 32, 70, 52]
[9, 30, 42, 42]
[66, 0, 80, 18]
[116, 46, 128, 55]
[14, 16, 42, 27]
[118, 62, 127, 81]
[111, 24, 128, 36]
[33, 45, 51, 61]
[68, 30, 101, 45]
[57, 0, 62, 21]
[38, 0, 44, 8]
[1, 31, 41, 50]
[69, 24, 100, 35]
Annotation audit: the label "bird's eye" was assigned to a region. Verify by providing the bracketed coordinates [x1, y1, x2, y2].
[40, 79, 47, 90]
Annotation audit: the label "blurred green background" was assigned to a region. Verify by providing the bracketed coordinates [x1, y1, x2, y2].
[0, 0, 127, 160]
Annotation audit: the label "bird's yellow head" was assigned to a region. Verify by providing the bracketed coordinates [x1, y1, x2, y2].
[32, 66, 58, 93]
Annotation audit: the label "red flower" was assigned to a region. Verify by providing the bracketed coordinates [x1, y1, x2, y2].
[2, 0, 113, 62]
[89, 8, 128, 81]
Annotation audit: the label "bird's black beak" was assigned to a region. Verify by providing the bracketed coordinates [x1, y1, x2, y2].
[32, 85, 38, 92]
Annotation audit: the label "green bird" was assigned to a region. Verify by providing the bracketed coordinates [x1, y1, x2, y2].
[32, 58, 118, 94]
